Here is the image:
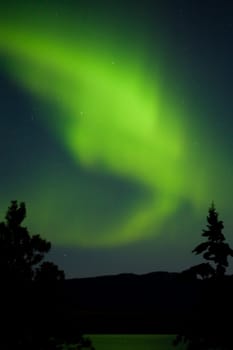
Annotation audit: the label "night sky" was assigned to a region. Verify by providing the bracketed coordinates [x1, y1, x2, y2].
[0, 0, 232, 278]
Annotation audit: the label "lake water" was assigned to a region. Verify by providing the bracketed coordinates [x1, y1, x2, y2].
[89, 334, 187, 350]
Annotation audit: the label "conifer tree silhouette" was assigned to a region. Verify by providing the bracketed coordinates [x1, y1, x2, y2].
[192, 202, 233, 278]
[0, 200, 94, 350]
[174, 202, 233, 350]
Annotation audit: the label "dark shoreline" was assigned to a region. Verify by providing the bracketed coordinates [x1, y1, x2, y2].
[63, 271, 200, 334]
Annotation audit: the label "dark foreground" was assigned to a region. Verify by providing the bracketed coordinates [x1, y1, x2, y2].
[63, 271, 201, 334]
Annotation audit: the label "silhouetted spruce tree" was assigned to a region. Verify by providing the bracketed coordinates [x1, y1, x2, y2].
[174, 202, 233, 350]
[192, 202, 233, 278]
[0, 200, 94, 350]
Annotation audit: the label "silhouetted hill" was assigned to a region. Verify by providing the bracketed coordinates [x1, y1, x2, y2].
[62, 271, 204, 333]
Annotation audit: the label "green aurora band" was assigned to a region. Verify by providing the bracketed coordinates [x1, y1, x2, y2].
[0, 7, 225, 247]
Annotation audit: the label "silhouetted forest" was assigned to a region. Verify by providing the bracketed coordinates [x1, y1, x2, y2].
[1, 200, 233, 350]
[0, 200, 94, 349]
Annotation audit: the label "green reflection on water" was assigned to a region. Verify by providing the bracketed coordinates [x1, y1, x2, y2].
[89, 334, 186, 350]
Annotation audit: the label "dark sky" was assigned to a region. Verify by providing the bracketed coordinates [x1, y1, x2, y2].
[0, 0, 232, 277]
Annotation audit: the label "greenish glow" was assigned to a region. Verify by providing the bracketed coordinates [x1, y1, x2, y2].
[0, 12, 212, 246]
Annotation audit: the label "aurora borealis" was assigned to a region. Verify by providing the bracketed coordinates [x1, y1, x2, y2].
[0, 0, 232, 277]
